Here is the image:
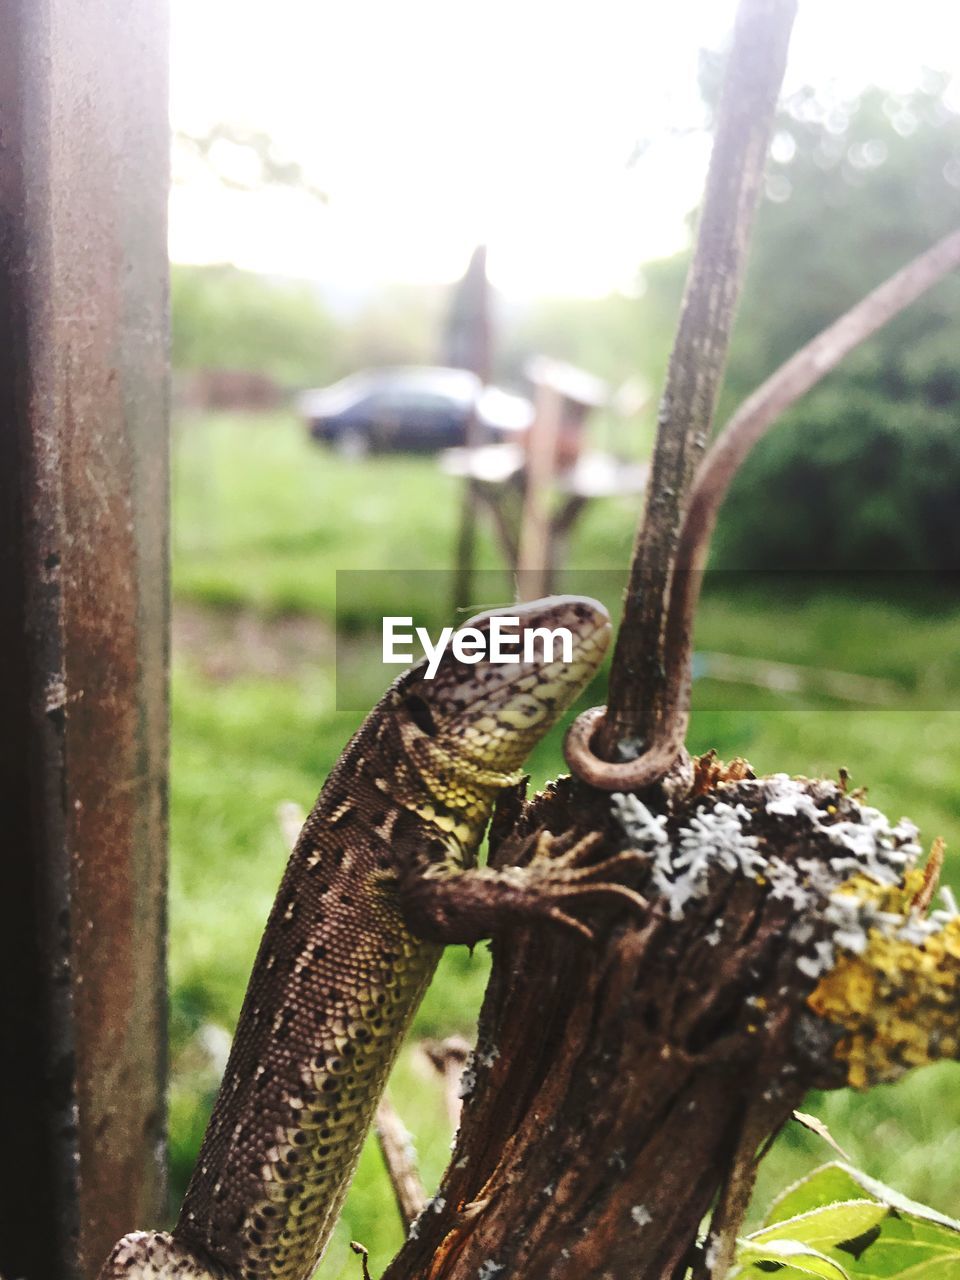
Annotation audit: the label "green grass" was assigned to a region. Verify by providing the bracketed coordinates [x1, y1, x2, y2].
[170, 412, 960, 1275]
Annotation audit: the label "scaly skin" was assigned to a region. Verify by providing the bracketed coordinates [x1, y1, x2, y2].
[99, 596, 632, 1280]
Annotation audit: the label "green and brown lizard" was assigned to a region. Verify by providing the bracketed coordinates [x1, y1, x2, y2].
[98, 595, 645, 1280]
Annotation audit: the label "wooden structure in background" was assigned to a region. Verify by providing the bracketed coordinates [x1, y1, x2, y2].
[0, 3, 170, 1277]
[445, 246, 492, 610]
[444, 358, 647, 599]
[515, 358, 608, 599]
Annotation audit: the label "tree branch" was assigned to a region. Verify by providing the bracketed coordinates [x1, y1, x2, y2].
[601, 0, 798, 755]
[375, 1096, 427, 1229]
[380, 754, 960, 1279]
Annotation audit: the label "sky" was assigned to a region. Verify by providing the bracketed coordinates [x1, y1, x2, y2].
[169, 0, 960, 300]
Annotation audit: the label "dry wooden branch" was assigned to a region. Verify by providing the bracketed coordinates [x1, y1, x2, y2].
[381, 762, 960, 1279]
[602, 0, 798, 755]
[375, 1096, 428, 1229]
[373, 2, 960, 1274]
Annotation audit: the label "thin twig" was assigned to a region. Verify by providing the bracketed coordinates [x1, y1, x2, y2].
[602, 0, 798, 754]
[914, 835, 947, 914]
[349, 1240, 374, 1280]
[679, 226, 960, 579]
[693, 1101, 770, 1280]
[375, 1095, 428, 1228]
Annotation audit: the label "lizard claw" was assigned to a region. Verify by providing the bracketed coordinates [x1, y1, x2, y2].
[528, 831, 650, 909]
[520, 836, 650, 937]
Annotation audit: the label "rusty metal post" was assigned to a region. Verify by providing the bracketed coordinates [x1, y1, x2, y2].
[0, 2, 170, 1277]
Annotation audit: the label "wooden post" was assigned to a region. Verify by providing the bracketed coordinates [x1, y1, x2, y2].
[0, 2, 170, 1277]
[516, 359, 608, 599]
[446, 245, 492, 611]
[516, 381, 564, 600]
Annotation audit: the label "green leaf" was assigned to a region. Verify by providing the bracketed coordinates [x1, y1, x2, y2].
[766, 1163, 960, 1234]
[747, 1201, 887, 1258]
[736, 1236, 853, 1278]
[736, 1162, 960, 1278]
[767, 1168, 883, 1227]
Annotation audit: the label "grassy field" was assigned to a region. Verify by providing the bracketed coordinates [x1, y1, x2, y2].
[170, 412, 960, 1276]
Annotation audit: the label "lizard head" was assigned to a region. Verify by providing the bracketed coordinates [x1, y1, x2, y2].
[392, 595, 611, 806]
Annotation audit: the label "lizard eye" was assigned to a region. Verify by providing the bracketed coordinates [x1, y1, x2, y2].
[404, 693, 438, 737]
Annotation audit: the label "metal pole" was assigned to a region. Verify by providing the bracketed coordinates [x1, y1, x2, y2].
[0, 2, 170, 1276]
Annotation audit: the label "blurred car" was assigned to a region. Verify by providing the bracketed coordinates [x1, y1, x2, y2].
[298, 366, 534, 456]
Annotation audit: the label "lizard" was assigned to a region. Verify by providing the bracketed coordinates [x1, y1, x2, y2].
[98, 594, 648, 1280]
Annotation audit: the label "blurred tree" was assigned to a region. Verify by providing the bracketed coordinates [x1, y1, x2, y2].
[443, 244, 491, 380]
[171, 120, 342, 393]
[171, 263, 343, 387]
[713, 75, 960, 572]
[501, 75, 959, 573]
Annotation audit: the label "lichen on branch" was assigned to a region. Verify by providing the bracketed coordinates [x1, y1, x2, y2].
[382, 761, 955, 1279]
[808, 870, 960, 1089]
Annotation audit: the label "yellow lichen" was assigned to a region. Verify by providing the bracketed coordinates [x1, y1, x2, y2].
[808, 883, 960, 1088]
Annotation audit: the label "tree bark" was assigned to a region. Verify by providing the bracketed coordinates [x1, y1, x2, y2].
[382, 767, 919, 1279]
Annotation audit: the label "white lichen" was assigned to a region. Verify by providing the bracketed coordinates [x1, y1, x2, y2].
[612, 772, 940, 984]
[766, 857, 815, 911]
[611, 793, 669, 847]
[796, 940, 838, 980]
[704, 1234, 721, 1270]
[654, 802, 762, 921]
[705, 917, 724, 946]
[458, 1052, 477, 1099]
[630, 1204, 653, 1228]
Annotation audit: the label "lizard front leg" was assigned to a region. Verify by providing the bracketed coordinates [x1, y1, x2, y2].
[97, 1231, 230, 1279]
[398, 834, 649, 946]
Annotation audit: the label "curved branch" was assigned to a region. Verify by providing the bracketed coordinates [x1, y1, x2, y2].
[566, 226, 960, 789]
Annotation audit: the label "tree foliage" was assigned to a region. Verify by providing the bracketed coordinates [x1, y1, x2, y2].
[497, 76, 960, 574]
[714, 77, 960, 572]
[171, 263, 342, 387]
